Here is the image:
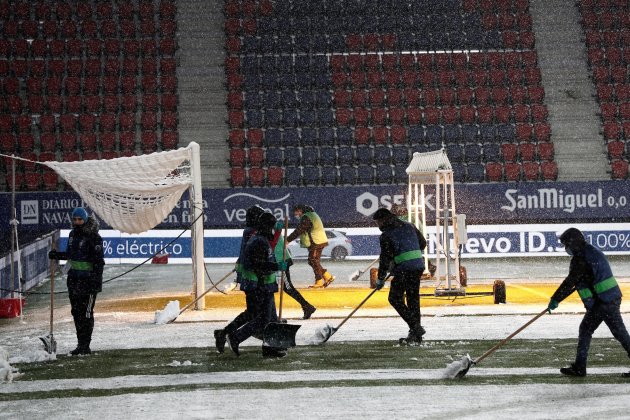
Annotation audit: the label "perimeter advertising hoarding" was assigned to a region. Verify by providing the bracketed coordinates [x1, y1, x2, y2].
[58, 223, 630, 264]
[3, 180, 630, 233]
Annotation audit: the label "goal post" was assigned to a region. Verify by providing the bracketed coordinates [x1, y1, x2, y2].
[43, 142, 206, 309]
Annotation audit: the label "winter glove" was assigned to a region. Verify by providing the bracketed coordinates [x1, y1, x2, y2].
[375, 277, 386, 290]
[547, 299, 559, 313]
[48, 250, 59, 260]
[277, 261, 288, 272]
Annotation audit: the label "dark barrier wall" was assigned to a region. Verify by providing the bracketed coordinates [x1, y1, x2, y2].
[1, 181, 630, 235]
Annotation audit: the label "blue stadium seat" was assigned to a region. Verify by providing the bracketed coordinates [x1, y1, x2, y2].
[451, 163, 466, 183]
[483, 142, 501, 162]
[357, 165, 375, 184]
[426, 126, 443, 148]
[464, 143, 483, 162]
[409, 126, 425, 144]
[264, 128, 282, 147]
[373, 145, 391, 164]
[411, 143, 432, 154]
[301, 128, 318, 146]
[244, 92, 262, 109]
[320, 147, 336, 166]
[302, 146, 319, 165]
[443, 125, 461, 142]
[281, 90, 297, 108]
[393, 164, 408, 183]
[263, 91, 280, 109]
[376, 164, 393, 184]
[303, 166, 320, 185]
[261, 73, 278, 89]
[461, 125, 478, 143]
[479, 125, 496, 143]
[265, 148, 283, 166]
[297, 91, 316, 109]
[315, 91, 332, 109]
[285, 167, 301, 186]
[338, 146, 354, 166]
[392, 145, 409, 164]
[467, 163, 486, 182]
[355, 145, 373, 165]
[283, 109, 299, 127]
[300, 110, 317, 126]
[446, 143, 464, 162]
[265, 109, 282, 127]
[339, 166, 356, 185]
[321, 167, 337, 185]
[336, 127, 352, 143]
[284, 147, 301, 166]
[246, 110, 263, 128]
[497, 124, 514, 142]
[320, 127, 335, 146]
[318, 109, 334, 127]
[284, 128, 299, 146]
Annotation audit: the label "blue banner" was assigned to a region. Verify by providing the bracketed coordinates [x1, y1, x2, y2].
[2, 180, 630, 234]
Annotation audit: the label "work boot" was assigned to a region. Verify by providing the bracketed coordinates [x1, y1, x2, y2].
[214, 329, 226, 354]
[303, 304, 316, 320]
[309, 279, 325, 288]
[226, 333, 240, 357]
[622, 371, 630, 378]
[322, 271, 335, 287]
[70, 346, 91, 356]
[262, 346, 287, 358]
[399, 325, 425, 346]
[560, 363, 586, 377]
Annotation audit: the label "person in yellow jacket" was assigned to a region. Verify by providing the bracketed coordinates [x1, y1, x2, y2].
[286, 204, 335, 288]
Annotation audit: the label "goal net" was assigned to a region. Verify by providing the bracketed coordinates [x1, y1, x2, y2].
[43, 142, 207, 309]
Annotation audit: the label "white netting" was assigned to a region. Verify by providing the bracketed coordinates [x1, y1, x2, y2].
[43, 147, 194, 234]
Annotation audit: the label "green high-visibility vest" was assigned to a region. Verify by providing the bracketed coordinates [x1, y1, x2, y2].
[70, 260, 93, 271]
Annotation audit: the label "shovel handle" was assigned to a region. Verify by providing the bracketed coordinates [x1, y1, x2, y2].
[278, 216, 288, 321]
[474, 308, 547, 365]
[50, 242, 56, 337]
[178, 269, 235, 315]
[353, 257, 380, 281]
[334, 287, 379, 331]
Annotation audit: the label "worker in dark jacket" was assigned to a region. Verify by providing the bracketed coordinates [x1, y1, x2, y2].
[226, 211, 288, 358]
[271, 219, 316, 319]
[548, 227, 630, 377]
[48, 207, 104, 355]
[215, 205, 265, 353]
[373, 208, 427, 346]
[286, 204, 334, 288]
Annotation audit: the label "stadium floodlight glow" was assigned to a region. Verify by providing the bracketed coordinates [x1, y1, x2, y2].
[43, 142, 207, 309]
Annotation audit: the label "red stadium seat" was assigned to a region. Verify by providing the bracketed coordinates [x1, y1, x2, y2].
[485, 162, 503, 182]
[522, 162, 540, 180]
[504, 162, 522, 181]
[519, 143, 537, 161]
[161, 131, 178, 149]
[501, 143, 518, 162]
[541, 161, 558, 180]
[267, 167, 283, 186]
[231, 168, 246, 187]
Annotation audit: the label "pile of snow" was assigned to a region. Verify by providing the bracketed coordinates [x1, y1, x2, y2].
[154, 300, 180, 325]
[8, 349, 56, 365]
[442, 355, 473, 379]
[166, 360, 200, 367]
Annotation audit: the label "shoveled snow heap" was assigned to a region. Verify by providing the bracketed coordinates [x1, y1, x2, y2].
[442, 354, 474, 379]
[154, 300, 180, 325]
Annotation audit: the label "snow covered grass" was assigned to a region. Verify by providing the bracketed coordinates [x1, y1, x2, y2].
[4, 337, 629, 395]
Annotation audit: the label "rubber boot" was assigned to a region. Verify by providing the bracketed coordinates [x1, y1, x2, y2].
[322, 271, 335, 287]
[303, 304, 316, 320]
[560, 363, 586, 377]
[262, 345, 287, 358]
[214, 329, 226, 354]
[309, 279, 325, 288]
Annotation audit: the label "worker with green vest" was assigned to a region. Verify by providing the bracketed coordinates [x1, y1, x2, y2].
[271, 219, 316, 319]
[286, 204, 335, 288]
[225, 211, 288, 358]
[373, 207, 427, 346]
[48, 207, 104, 355]
[548, 227, 630, 377]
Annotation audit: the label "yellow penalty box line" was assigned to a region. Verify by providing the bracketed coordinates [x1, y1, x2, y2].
[96, 283, 630, 313]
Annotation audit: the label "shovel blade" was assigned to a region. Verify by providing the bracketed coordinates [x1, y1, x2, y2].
[263, 322, 301, 348]
[39, 334, 57, 354]
[455, 355, 474, 378]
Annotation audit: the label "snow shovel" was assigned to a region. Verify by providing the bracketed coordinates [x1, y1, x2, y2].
[312, 287, 380, 345]
[40, 249, 57, 354]
[162, 269, 236, 324]
[349, 257, 379, 281]
[263, 217, 301, 349]
[446, 308, 548, 379]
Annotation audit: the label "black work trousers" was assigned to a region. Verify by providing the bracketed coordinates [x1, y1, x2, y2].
[575, 299, 630, 369]
[388, 270, 422, 332]
[69, 290, 97, 349]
